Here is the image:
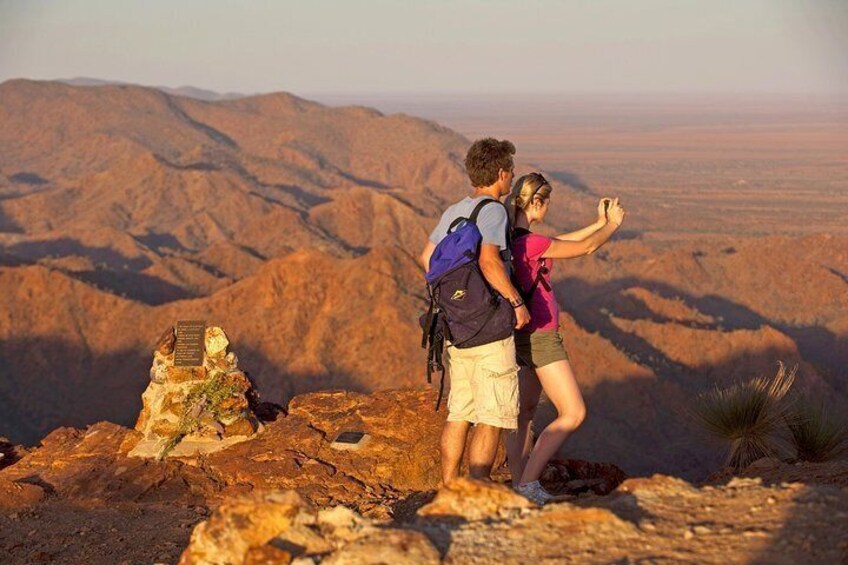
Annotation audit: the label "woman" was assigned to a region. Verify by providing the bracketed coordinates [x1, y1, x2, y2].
[504, 172, 625, 504]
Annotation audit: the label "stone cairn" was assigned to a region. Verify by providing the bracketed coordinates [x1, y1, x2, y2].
[129, 325, 262, 459]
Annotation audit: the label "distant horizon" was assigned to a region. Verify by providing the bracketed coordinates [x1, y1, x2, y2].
[6, 76, 848, 102]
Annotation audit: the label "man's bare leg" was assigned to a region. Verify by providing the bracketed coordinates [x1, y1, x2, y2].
[468, 423, 502, 479]
[440, 420, 471, 485]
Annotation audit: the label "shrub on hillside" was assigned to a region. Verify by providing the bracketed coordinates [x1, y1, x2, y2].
[786, 400, 847, 463]
[691, 362, 796, 471]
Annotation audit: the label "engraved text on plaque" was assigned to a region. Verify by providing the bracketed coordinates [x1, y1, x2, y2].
[174, 320, 206, 367]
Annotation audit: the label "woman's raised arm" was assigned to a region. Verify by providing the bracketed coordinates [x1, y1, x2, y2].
[542, 198, 625, 259]
[555, 198, 611, 241]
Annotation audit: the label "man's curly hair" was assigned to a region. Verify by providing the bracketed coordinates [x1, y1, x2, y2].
[465, 138, 516, 187]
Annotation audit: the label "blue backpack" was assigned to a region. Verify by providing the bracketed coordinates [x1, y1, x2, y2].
[421, 199, 516, 409]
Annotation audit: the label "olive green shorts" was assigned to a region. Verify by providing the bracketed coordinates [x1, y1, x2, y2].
[515, 330, 570, 369]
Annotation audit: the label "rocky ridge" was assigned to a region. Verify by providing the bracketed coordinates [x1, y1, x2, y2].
[0, 385, 846, 563]
[1, 326, 846, 563]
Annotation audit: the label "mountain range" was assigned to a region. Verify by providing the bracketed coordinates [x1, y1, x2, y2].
[0, 79, 845, 479]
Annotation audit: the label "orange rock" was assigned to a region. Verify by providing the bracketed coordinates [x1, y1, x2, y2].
[223, 370, 252, 391]
[0, 477, 44, 509]
[530, 505, 639, 536]
[156, 326, 177, 355]
[166, 366, 208, 383]
[178, 490, 314, 565]
[243, 545, 292, 565]
[1, 422, 216, 504]
[417, 478, 533, 520]
[617, 474, 698, 497]
[223, 417, 257, 438]
[218, 396, 249, 414]
[134, 406, 151, 431]
[150, 419, 180, 437]
[161, 391, 187, 416]
[322, 529, 440, 565]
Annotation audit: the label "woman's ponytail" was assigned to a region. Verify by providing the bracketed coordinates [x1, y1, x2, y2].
[508, 173, 551, 226]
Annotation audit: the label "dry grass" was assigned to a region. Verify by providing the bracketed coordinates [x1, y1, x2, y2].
[692, 363, 796, 471]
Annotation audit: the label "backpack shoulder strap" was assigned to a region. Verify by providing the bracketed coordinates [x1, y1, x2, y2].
[470, 198, 512, 244]
[468, 198, 499, 224]
[447, 198, 500, 234]
[444, 197, 513, 261]
[511, 231, 552, 301]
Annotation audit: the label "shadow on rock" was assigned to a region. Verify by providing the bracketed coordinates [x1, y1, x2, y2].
[0, 337, 368, 447]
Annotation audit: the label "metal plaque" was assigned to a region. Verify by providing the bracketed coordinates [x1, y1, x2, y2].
[330, 431, 370, 451]
[174, 320, 206, 367]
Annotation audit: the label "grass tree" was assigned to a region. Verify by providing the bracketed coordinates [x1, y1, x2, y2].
[786, 400, 847, 463]
[692, 362, 796, 471]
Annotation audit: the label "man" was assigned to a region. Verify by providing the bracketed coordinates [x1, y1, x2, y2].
[420, 138, 531, 484]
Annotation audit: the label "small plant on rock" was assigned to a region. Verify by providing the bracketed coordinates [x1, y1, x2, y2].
[691, 362, 796, 471]
[158, 370, 250, 459]
[786, 400, 847, 463]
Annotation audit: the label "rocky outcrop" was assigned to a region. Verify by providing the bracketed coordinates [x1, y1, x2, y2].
[1, 384, 848, 563]
[417, 472, 848, 563]
[130, 325, 262, 459]
[179, 490, 441, 565]
[417, 478, 532, 521]
[178, 491, 315, 564]
[0, 437, 25, 471]
[174, 471, 848, 565]
[0, 477, 43, 510]
[0, 389, 444, 513]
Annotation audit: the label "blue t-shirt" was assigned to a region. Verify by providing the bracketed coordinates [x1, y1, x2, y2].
[429, 196, 511, 263]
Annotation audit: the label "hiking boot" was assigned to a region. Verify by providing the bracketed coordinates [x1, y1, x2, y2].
[516, 480, 553, 506]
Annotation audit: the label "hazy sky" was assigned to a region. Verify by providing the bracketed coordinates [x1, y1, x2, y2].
[1, 0, 846, 96]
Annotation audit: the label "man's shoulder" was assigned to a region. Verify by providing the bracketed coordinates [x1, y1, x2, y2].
[430, 197, 472, 244]
[434, 196, 506, 236]
[475, 199, 508, 224]
[445, 196, 474, 214]
[477, 198, 507, 215]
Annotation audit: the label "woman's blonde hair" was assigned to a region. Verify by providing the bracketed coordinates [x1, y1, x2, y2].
[506, 172, 553, 226]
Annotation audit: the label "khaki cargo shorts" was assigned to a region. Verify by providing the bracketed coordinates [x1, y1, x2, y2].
[445, 335, 519, 429]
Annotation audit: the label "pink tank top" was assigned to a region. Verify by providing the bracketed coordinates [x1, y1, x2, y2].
[511, 232, 559, 333]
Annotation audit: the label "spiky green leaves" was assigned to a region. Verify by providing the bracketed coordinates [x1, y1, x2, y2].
[786, 400, 847, 463]
[692, 363, 796, 471]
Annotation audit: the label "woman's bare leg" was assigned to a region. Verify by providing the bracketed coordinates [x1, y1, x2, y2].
[519, 359, 586, 485]
[504, 367, 543, 486]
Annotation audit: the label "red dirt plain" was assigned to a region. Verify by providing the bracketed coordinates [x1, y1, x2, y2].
[332, 93, 848, 238]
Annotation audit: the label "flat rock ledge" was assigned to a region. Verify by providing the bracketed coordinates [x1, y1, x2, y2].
[177, 471, 848, 565]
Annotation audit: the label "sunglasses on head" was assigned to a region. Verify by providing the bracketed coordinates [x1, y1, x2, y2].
[530, 173, 549, 198]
